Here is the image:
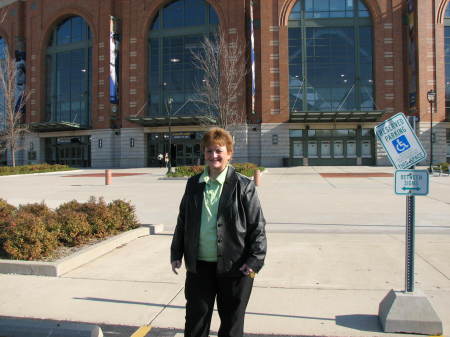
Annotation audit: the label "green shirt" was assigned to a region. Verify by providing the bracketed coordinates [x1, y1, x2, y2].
[198, 165, 229, 262]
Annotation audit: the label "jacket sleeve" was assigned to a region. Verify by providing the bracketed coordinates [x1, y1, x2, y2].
[243, 180, 267, 273]
[170, 182, 188, 263]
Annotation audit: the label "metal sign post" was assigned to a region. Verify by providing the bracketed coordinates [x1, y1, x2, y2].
[404, 116, 417, 293]
[405, 193, 415, 292]
[378, 114, 442, 335]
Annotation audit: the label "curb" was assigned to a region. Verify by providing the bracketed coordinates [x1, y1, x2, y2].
[0, 317, 103, 337]
[0, 224, 164, 277]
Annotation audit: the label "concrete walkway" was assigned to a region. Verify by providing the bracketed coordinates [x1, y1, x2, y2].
[0, 166, 449, 336]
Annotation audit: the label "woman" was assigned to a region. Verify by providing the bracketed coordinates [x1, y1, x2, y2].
[171, 127, 267, 337]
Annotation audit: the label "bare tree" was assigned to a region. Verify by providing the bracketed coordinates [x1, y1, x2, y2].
[0, 48, 29, 166]
[190, 30, 248, 131]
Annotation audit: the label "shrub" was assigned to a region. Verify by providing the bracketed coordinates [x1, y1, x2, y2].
[168, 165, 204, 177]
[0, 199, 16, 226]
[0, 163, 74, 176]
[1, 197, 140, 260]
[56, 198, 112, 238]
[167, 163, 264, 178]
[108, 199, 139, 232]
[56, 209, 91, 246]
[18, 202, 59, 233]
[2, 211, 59, 260]
[81, 197, 117, 238]
[55, 200, 83, 213]
[438, 162, 449, 171]
[0, 199, 17, 257]
[233, 163, 265, 177]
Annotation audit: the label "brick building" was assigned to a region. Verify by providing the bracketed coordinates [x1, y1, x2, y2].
[0, 0, 449, 168]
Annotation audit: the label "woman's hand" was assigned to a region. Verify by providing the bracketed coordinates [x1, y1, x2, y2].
[171, 260, 182, 274]
[239, 264, 256, 278]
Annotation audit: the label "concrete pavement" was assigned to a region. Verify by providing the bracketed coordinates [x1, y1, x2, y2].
[0, 166, 449, 336]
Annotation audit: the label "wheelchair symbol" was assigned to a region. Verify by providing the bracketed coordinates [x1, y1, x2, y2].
[392, 135, 411, 154]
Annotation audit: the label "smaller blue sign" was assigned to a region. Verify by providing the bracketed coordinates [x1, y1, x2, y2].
[395, 170, 429, 196]
[392, 135, 411, 154]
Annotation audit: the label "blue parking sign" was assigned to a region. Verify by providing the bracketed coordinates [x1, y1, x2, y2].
[374, 113, 426, 169]
[392, 135, 411, 154]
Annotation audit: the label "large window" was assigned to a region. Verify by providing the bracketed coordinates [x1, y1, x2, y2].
[46, 16, 92, 127]
[445, 5, 450, 118]
[148, 0, 218, 117]
[288, 0, 373, 113]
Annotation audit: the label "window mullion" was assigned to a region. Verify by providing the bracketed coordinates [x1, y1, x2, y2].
[52, 53, 57, 121]
[159, 35, 164, 115]
[354, 20, 361, 110]
[301, 20, 307, 112]
[84, 46, 89, 125]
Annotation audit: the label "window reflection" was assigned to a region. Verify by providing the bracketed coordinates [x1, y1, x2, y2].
[0, 37, 5, 131]
[46, 16, 91, 126]
[149, 0, 218, 117]
[445, 22, 450, 117]
[288, 0, 373, 112]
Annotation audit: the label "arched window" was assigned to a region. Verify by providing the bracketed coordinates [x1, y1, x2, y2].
[288, 0, 373, 113]
[148, 0, 218, 116]
[0, 37, 6, 131]
[444, 4, 450, 117]
[46, 16, 92, 126]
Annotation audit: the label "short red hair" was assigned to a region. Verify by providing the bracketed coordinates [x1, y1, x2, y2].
[201, 127, 234, 154]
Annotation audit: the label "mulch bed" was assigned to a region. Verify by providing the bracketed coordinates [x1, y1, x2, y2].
[320, 172, 393, 178]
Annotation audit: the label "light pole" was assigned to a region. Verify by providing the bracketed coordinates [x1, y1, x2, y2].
[427, 89, 436, 172]
[166, 96, 173, 174]
[162, 58, 180, 173]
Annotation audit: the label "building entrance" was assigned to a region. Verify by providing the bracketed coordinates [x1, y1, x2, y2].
[147, 132, 204, 167]
[45, 136, 91, 167]
[288, 128, 375, 166]
[0, 149, 6, 166]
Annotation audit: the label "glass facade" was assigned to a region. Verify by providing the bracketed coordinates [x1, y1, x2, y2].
[148, 0, 218, 117]
[445, 6, 450, 118]
[147, 131, 204, 167]
[46, 16, 92, 127]
[0, 37, 5, 132]
[288, 127, 373, 165]
[45, 136, 91, 167]
[288, 0, 373, 113]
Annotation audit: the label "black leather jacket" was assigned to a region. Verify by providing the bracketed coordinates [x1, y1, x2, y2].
[171, 166, 267, 276]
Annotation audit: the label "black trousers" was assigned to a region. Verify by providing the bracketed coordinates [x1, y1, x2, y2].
[184, 261, 254, 337]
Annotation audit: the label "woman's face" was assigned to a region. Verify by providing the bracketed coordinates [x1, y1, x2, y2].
[204, 143, 232, 175]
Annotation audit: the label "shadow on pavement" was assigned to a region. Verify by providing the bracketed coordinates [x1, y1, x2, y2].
[74, 297, 335, 322]
[335, 314, 381, 333]
[73, 297, 185, 309]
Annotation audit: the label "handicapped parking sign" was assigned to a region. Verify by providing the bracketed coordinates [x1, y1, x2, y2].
[375, 113, 426, 169]
[392, 135, 411, 154]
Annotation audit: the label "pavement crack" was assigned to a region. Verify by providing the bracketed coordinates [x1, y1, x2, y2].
[387, 235, 450, 281]
[415, 251, 450, 281]
[425, 195, 450, 206]
[148, 285, 184, 325]
[312, 167, 337, 189]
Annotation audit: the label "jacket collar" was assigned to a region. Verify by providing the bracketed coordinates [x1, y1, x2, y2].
[193, 165, 237, 212]
[217, 165, 237, 213]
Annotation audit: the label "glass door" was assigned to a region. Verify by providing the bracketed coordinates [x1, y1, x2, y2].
[320, 141, 331, 158]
